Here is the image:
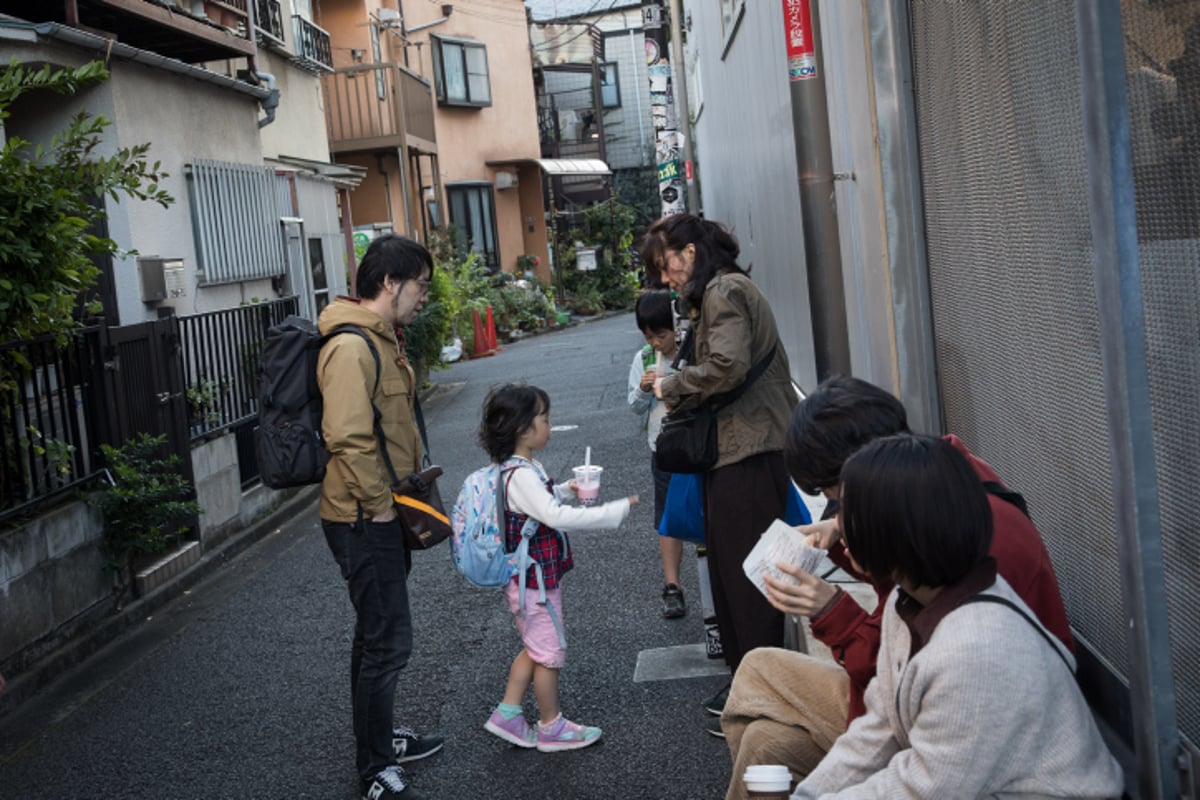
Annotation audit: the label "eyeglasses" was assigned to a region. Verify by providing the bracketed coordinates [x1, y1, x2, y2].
[415, 278, 431, 293]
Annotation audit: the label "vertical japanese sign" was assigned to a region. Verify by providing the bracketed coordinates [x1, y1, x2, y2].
[783, 0, 817, 81]
[643, 0, 686, 216]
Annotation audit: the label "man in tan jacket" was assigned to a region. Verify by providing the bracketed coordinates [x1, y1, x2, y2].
[317, 234, 440, 800]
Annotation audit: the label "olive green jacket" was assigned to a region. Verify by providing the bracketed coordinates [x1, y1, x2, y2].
[316, 298, 419, 523]
[658, 271, 797, 470]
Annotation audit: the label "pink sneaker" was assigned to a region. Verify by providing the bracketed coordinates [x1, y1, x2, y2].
[484, 709, 537, 748]
[535, 714, 602, 752]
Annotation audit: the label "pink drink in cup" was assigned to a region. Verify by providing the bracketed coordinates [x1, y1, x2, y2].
[573, 465, 603, 505]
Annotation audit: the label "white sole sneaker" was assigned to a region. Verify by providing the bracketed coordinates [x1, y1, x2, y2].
[484, 718, 537, 748]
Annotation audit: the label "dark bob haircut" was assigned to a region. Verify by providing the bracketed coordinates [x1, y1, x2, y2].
[478, 383, 551, 463]
[839, 434, 993, 590]
[356, 234, 434, 301]
[638, 214, 746, 312]
[784, 375, 909, 495]
[634, 289, 674, 334]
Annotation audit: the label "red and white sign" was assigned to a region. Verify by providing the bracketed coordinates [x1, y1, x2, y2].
[783, 0, 817, 81]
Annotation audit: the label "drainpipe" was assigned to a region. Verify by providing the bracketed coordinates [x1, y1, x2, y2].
[376, 152, 395, 226]
[782, 0, 851, 381]
[243, 0, 280, 127]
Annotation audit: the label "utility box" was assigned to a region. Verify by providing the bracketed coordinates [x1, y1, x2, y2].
[139, 257, 186, 303]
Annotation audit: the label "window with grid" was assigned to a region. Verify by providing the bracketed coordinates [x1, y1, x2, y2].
[431, 35, 491, 107]
[446, 183, 498, 271]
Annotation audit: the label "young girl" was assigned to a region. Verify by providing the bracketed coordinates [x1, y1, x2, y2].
[478, 384, 638, 752]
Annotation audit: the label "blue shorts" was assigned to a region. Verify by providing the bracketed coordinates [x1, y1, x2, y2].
[651, 459, 671, 528]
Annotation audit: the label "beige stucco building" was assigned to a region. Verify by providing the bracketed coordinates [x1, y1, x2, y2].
[319, 0, 551, 280]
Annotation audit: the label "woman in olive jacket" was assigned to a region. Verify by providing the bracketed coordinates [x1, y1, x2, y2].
[642, 214, 797, 672]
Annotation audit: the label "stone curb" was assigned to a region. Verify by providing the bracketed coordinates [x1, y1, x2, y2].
[0, 484, 319, 720]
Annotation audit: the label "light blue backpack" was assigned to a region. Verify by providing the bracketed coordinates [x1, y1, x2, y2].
[450, 458, 566, 645]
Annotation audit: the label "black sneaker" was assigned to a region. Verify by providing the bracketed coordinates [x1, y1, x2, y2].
[703, 716, 726, 738]
[661, 583, 687, 619]
[362, 765, 424, 800]
[703, 682, 730, 716]
[393, 726, 444, 764]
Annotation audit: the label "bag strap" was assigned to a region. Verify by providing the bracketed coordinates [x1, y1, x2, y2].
[414, 395, 433, 469]
[709, 342, 778, 412]
[669, 326, 777, 413]
[965, 594, 1072, 673]
[981, 480, 1031, 519]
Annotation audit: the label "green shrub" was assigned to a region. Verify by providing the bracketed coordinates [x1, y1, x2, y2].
[0, 60, 172, 344]
[89, 433, 202, 609]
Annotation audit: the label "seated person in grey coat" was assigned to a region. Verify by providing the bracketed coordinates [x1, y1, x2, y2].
[791, 434, 1123, 800]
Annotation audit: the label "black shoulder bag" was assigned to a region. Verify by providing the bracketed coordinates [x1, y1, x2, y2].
[654, 335, 778, 474]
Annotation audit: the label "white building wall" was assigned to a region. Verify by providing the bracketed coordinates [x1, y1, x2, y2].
[106, 59, 272, 321]
[602, 29, 653, 170]
[256, 49, 332, 164]
[684, 1, 818, 390]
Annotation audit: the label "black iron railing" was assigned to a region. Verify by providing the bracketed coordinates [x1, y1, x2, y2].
[292, 14, 333, 73]
[177, 297, 299, 443]
[254, 0, 286, 46]
[0, 328, 112, 523]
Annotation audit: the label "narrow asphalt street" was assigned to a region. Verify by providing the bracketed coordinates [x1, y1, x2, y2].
[0, 312, 734, 800]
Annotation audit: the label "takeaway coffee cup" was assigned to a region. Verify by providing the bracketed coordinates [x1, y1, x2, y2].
[743, 764, 792, 799]
[572, 465, 603, 505]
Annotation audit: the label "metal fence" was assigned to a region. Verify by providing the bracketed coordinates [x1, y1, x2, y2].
[0, 328, 111, 524]
[177, 296, 299, 443]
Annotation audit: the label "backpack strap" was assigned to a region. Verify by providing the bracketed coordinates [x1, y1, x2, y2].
[965, 594, 1072, 673]
[326, 325, 404, 491]
[500, 460, 567, 648]
[981, 480, 1031, 519]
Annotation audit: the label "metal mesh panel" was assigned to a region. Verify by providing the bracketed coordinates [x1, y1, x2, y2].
[909, 0, 1200, 747]
[909, 0, 1121, 677]
[1123, 0, 1200, 746]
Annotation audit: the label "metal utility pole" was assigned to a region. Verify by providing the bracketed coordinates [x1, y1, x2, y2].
[668, 0, 699, 213]
[642, 0, 685, 216]
[782, 0, 851, 379]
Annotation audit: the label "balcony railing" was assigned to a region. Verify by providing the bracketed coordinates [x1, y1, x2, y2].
[254, 0, 286, 47]
[292, 14, 334, 73]
[323, 64, 437, 155]
[0, 0, 257, 62]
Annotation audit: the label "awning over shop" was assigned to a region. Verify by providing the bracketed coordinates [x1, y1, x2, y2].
[486, 158, 611, 177]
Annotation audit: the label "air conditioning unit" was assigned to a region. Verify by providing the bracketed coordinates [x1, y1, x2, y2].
[495, 171, 519, 190]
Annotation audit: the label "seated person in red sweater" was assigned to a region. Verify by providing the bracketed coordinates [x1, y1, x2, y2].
[720, 376, 1074, 800]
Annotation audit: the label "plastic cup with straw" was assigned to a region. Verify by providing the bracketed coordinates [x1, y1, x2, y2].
[573, 446, 602, 505]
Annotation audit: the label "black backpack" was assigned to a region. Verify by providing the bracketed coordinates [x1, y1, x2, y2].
[254, 316, 379, 489]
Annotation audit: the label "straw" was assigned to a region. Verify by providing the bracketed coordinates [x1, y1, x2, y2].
[585, 446, 591, 469]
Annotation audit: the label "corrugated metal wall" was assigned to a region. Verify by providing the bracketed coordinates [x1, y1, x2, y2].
[686, 2, 817, 390]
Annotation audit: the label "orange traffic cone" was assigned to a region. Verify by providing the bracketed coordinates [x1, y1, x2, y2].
[484, 305, 500, 352]
[471, 308, 494, 358]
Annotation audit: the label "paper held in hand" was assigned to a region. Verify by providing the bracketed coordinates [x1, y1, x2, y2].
[743, 519, 827, 600]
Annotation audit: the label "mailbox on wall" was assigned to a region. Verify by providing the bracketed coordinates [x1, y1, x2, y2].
[139, 256, 186, 303]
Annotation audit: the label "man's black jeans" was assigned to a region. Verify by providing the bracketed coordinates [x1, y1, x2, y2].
[323, 516, 413, 781]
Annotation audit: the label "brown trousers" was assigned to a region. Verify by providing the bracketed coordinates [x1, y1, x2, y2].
[704, 451, 789, 669]
[721, 647, 850, 800]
